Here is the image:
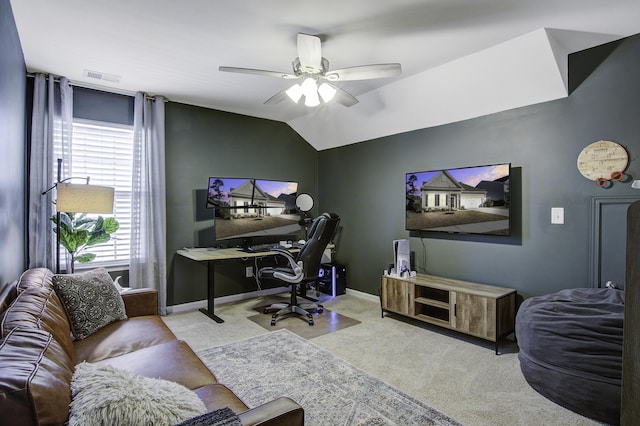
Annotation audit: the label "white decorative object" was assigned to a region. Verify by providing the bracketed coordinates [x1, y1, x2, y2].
[393, 239, 411, 275]
[113, 276, 125, 292]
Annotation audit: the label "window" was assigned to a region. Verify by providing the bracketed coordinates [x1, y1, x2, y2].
[54, 119, 134, 268]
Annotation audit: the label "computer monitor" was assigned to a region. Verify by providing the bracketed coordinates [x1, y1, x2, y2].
[205, 177, 302, 243]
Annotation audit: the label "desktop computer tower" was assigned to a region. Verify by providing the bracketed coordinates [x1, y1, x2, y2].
[317, 263, 346, 297]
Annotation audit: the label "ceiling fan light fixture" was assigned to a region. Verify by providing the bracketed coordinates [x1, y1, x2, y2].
[318, 83, 336, 102]
[301, 77, 320, 107]
[286, 83, 303, 103]
[300, 77, 317, 97]
[220, 33, 401, 109]
[304, 91, 320, 107]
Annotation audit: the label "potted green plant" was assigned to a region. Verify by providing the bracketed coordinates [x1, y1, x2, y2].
[51, 212, 120, 273]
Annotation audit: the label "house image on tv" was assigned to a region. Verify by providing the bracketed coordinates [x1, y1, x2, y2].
[476, 176, 510, 206]
[228, 180, 286, 217]
[420, 170, 488, 210]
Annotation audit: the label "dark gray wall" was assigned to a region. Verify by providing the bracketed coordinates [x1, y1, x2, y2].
[74, 87, 134, 125]
[0, 0, 27, 287]
[319, 34, 640, 298]
[11, 10, 638, 306]
[165, 102, 318, 305]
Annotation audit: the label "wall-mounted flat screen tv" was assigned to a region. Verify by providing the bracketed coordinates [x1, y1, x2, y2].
[205, 177, 301, 241]
[406, 163, 511, 236]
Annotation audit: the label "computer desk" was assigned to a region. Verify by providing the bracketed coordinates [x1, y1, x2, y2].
[176, 246, 300, 323]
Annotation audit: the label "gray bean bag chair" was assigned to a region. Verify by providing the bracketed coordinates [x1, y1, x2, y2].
[516, 288, 624, 425]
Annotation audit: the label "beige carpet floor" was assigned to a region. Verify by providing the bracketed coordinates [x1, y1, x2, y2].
[162, 292, 601, 426]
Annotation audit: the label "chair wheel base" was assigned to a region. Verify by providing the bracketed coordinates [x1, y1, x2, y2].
[266, 303, 319, 326]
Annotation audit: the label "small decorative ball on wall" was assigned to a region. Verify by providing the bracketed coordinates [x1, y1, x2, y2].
[577, 140, 629, 188]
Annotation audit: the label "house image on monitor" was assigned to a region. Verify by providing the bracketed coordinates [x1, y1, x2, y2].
[225, 180, 253, 214]
[420, 170, 488, 210]
[229, 180, 286, 217]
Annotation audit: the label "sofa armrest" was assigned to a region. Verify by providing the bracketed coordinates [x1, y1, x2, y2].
[237, 397, 304, 426]
[120, 288, 158, 317]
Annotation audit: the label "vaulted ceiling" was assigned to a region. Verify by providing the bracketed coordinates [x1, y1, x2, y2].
[10, 0, 640, 150]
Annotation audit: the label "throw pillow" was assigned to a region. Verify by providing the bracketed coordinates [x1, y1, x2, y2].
[176, 407, 241, 426]
[52, 268, 127, 340]
[69, 362, 206, 426]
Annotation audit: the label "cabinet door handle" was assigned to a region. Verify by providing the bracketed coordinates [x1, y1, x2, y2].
[454, 304, 457, 316]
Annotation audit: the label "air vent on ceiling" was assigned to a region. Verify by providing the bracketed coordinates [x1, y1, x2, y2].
[83, 69, 121, 83]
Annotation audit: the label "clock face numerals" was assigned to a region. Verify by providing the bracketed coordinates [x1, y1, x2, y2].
[577, 140, 628, 181]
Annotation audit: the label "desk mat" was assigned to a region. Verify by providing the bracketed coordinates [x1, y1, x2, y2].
[247, 297, 360, 339]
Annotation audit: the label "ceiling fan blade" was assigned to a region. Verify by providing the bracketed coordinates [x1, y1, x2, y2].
[219, 66, 298, 79]
[324, 63, 402, 81]
[264, 89, 290, 105]
[326, 83, 359, 107]
[297, 33, 322, 72]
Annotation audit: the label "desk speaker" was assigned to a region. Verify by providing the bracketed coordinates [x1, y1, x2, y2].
[317, 263, 346, 297]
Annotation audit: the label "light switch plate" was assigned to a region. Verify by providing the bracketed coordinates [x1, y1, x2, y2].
[551, 207, 564, 224]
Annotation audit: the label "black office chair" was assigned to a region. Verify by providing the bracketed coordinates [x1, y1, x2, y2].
[258, 212, 340, 325]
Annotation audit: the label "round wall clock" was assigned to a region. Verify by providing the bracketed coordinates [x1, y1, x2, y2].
[576, 140, 628, 184]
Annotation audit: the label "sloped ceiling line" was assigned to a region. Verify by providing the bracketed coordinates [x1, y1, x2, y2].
[289, 28, 627, 151]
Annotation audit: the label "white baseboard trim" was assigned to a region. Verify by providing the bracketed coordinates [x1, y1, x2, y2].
[166, 299, 207, 315]
[346, 288, 381, 303]
[166, 286, 289, 315]
[167, 286, 380, 315]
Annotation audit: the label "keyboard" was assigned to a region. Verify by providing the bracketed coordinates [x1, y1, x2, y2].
[244, 244, 279, 253]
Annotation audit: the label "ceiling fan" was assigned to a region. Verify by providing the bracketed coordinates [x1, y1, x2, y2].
[219, 33, 402, 108]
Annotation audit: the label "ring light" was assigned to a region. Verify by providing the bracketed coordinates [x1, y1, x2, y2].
[296, 193, 314, 212]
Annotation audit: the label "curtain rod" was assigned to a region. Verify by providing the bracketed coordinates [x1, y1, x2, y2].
[26, 72, 166, 102]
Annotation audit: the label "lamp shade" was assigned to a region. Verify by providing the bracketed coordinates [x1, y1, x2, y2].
[286, 83, 303, 103]
[56, 183, 115, 214]
[318, 83, 336, 102]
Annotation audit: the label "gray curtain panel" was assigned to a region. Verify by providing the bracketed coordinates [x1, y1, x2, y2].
[130, 92, 168, 315]
[28, 74, 73, 270]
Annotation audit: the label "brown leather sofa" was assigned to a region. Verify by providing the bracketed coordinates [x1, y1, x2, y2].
[0, 267, 304, 425]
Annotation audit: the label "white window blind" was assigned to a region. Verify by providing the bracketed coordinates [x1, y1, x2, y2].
[55, 119, 134, 268]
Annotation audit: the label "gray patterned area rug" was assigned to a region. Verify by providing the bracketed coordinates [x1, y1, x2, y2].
[197, 329, 463, 426]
